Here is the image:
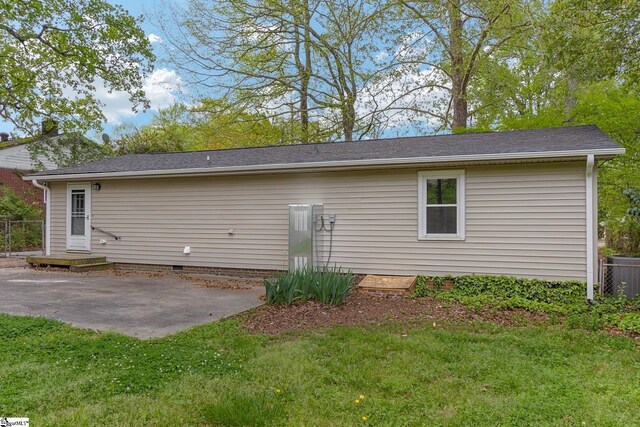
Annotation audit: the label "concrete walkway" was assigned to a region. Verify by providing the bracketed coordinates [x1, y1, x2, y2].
[0, 268, 264, 338]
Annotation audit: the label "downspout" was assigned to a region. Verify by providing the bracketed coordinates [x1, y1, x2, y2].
[31, 180, 51, 256]
[585, 154, 595, 302]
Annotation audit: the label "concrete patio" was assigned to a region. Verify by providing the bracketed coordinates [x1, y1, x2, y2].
[0, 267, 264, 338]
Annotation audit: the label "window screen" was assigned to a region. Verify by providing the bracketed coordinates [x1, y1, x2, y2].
[70, 190, 85, 236]
[425, 178, 457, 234]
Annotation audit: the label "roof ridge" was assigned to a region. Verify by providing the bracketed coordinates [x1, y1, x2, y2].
[128, 124, 600, 157]
[27, 125, 619, 179]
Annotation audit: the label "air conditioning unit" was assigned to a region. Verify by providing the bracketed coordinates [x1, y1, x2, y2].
[288, 204, 324, 271]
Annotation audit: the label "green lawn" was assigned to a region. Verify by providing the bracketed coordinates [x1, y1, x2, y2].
[1, 314, 638, 426]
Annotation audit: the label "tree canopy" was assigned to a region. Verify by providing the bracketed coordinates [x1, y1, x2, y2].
[0, 0, 155, 135]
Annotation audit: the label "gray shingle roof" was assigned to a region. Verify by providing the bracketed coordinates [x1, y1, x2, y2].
[29, 125, 621, 178]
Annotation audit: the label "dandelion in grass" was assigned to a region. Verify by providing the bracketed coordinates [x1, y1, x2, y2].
[355, 399, 360, 404]
[433, 322, 437, 327]
[359, 394, 365, 400]
[275, 388, 282, 393]
[362, 416, 368, 421]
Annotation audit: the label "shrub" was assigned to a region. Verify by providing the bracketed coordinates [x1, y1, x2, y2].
[0, 187, 43, 251]
[0, 187, 42, 220]
[413, 273, 640, 333]
[264, 267, 353, 306]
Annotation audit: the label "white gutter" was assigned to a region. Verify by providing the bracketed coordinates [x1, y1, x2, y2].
[586, 154, 595, 302]
[31, 180, 51, 256]
[24, 147, 625, 181]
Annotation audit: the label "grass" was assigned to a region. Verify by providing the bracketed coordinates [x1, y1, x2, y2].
[0, 315, 638, 426]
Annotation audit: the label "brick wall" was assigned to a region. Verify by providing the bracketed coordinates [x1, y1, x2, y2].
[0, 167, 44, 209]
[114, 262, 368, 286]
[114, 262, 283, 279]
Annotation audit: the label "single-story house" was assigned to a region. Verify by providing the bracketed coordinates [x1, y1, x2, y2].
[25, 125, 624, 298]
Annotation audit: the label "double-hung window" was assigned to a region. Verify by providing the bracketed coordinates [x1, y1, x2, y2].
[418, 170, 465, 240]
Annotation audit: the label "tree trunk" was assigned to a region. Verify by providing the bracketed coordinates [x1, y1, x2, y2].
[300, 79, 309, 143]
[449, 0, 467, 132]
[564, 73, 577, 122]
[342, 94, 355, 141]
[299, 1, 312, 143]
[293, 0, 312, 144]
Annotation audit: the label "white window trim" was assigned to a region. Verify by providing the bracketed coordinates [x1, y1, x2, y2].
[418, 170, 466, 241]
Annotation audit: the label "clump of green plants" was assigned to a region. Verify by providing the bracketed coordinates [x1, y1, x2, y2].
[264, 266, 353, 305]
[613, 313, 640, 333]
[413, 275, 431, 297]
[413, 275, 453, 297]
[413, 274, 640, 333]
[444, 274, 586, 309]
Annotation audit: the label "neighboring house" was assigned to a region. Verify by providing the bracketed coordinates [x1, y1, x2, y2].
[0, 133, 58, 207]
[26, 125, 624, 297]
[0, 123, 103, 208]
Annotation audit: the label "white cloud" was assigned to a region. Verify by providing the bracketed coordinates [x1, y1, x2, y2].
[99, 68, 183, 124]
[148, 33, 163, 44]
[143, 68, 183, 109]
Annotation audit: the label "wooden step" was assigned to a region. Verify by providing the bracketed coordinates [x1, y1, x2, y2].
[69, 262, 114, 272]
[358, 274, 417, 296]
[27, 254, 106, 267]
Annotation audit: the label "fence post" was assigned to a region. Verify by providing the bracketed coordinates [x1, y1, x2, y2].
[7, 220, 11, 257]
[598, 258, 604, 295]
[3, 220, 7, 258]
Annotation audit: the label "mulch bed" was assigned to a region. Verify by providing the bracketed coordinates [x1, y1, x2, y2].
[242, 290, 551, 335]
[177, 274, 262, 290]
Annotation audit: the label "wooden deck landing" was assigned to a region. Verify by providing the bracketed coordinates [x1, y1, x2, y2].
[357, 274, 417, 296]
[26, 254, 113, 272]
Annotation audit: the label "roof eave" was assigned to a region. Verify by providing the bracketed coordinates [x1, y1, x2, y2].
[24, 147, 626, 182]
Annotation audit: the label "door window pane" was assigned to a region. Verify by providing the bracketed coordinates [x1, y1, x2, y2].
[71, 190, 85, 236]
[426, 206, 457, 234]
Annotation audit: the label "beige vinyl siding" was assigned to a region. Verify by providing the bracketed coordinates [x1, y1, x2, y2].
[48, 161, 587, 280]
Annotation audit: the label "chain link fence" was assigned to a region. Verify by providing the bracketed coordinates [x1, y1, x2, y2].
[599, 258, 640, 299]
[0, 219, 44, 257]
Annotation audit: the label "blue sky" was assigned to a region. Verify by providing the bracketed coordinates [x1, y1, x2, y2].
[96, 0, 184, 135]
[2, 0, 444, 140]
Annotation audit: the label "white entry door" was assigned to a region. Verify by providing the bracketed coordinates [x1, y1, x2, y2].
[66, 184, 91, 251]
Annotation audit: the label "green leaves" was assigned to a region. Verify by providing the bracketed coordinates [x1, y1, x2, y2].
[0, 0, 154, 135]
[109, 99, 310, 153]
[264, 267, 354, 305]
[624, 189, 640, 217]
[414, 273, 640, 333]
[0, 187, 42, 220]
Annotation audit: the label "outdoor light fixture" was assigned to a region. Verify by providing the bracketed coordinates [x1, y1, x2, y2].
[93, 183, 101, 191]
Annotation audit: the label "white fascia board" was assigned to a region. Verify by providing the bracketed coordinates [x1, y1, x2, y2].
[24, 147, 626, 181]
